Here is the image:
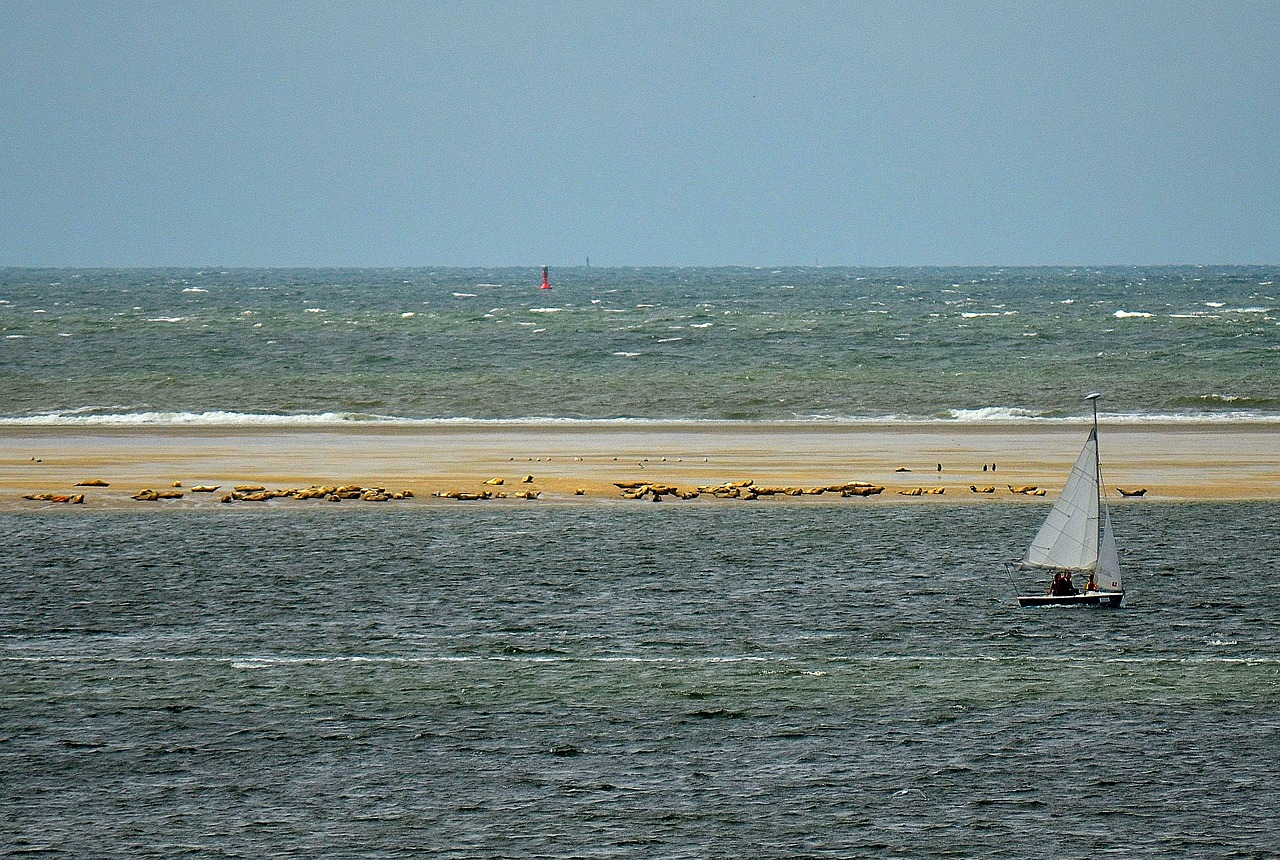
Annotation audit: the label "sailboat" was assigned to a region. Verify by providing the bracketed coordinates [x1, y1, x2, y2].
[1009, 393, 1125, 607]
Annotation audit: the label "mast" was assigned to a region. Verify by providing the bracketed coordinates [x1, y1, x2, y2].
[1086, 391, 1101, 489]
[1086, 392, 1103, 577]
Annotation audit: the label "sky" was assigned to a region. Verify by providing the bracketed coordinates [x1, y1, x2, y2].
[1, 1, 1277, 267]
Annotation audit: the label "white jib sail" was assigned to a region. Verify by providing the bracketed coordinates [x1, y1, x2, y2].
[1096, 506, 1122, 591]
[1022, 429, 1100, 571]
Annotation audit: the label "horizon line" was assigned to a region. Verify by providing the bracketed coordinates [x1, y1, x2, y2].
[3, 261, 1278, 271]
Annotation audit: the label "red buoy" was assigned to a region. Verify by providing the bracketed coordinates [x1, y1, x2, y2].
[540, 266, 552, 290]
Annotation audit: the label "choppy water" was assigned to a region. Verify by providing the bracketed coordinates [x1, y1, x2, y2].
[4, 502, 1279, 857]
[2, 265, 1278, 424]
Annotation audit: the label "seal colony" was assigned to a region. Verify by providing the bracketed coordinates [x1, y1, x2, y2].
[14, 473, 1136, 507]
[2, 422, 1276, 510]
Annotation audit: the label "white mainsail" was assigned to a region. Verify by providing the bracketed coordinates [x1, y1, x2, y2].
[1021, 428, 1101, 572]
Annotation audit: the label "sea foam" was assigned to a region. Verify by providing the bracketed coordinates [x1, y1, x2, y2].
[5, 408, 1277, 428]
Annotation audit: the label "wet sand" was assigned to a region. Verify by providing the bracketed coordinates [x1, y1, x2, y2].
[2, 423, 1276, 509]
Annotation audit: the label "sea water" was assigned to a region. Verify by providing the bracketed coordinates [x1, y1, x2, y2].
[2, 502, 1279, 857]
[3, 267, 1279, 856]
[1, 265, 1277, 423]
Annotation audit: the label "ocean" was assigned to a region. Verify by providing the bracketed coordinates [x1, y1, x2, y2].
[3, 267, 1280, 857]
[3, 502, 1279, 857]
[1, 265, 1277, 424]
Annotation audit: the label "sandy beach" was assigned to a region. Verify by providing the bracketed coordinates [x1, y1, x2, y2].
[2, 422, 1276, 510]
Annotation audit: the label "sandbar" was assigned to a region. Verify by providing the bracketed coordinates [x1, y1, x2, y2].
[2, 422, 1276, 510]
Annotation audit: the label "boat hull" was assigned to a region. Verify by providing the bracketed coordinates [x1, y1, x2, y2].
[1018, 591, 1123, 608]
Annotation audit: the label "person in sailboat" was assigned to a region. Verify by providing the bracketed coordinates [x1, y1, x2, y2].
[1049, 571, 1079, 596]
[1084, 572, 1098, 592]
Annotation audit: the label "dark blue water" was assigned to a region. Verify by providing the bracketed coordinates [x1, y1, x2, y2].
[4, 502, 1278, 857]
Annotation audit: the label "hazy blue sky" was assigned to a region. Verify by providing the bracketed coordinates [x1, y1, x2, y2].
[2, 1, 1277, 266]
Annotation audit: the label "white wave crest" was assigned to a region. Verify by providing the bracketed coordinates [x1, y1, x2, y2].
[4, 410, 1279, 429]
[947, 407, 1044, 422]
[0, 410, 399, 427]
[1113, 310, 1153, 318]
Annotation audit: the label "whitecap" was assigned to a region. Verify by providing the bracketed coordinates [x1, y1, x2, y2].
[656, 337, 684, 343]
[182, 287, 208, 293]
[960, 312, 1000, 318]
[948, 406, 1044, 421]
[613, 352, 641, 358]
[401, 312, 415, 318]
[690, 322, 713, 328]
[1113, 310, 1152, 318]
[1205, 302, 1225, 307]
[529, 307, 562, 313]
[452, 293, 476, 298]
[147, 317, 188, 323]
[5, 334, 27, 339]
[6, 411, 1276, 429]
[305, 307, 326, 313]
[0, 410, 403, 427]
[531, 328, 546, 333]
